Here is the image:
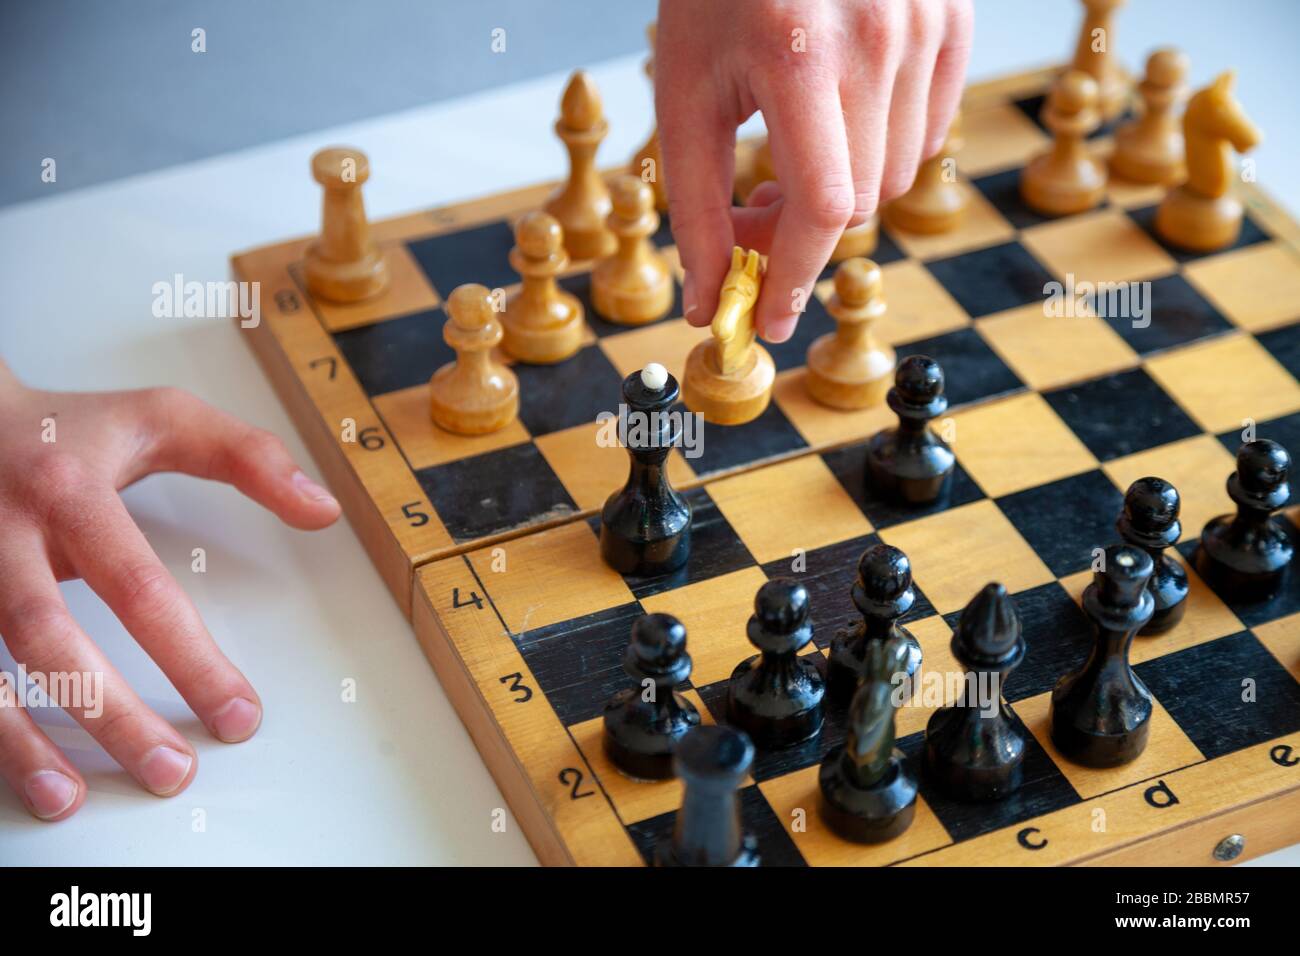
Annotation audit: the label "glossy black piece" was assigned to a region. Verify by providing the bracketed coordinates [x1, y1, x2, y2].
[599, 369, 692, 576]
[726, 578, 825, 749]
[819, 637, 917, 843]
[602, 613, 701, 780]
[925, 582, 1027, 801]
[828, 544, 922, 705]
[1050, 544, 1155, 768]
[1195, 440, 1294, 602]
[656, 725, 760, 867]
[1117, 477, 1189, 635]
[865, 356, 956, 506]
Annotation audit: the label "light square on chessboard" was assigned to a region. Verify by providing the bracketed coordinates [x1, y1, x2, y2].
[1014, 690, 1204, 800]
[879, 499, 1053, 615]
[948, 392, 1099, 498]
[534, 419, 696, 513]
[706, 455, 872, 565]
[975, 301, 1139, 392]
[771, 368, 895, 449]
[1144, 333, 1300, 433]
[957, 102, 1050, 178]
[892, 614, 958, 738]
[1057, 552, 1243, 666]
[1184, 242, 1300, 334]
[467, 521, 632, 634]
[848, 258, 973, 346]
[884, 185, 1016, 261]
[597, 316, 705, 385]
[373, 383, 531, 470]
[569, 688, 717, 826]
[304, 243, 441, 333]
[758, 762, 952, 866]
[1019, 207, 1177, 286]
[1254, 613, 1300, 682]
[1100, 433, 1237, 545]
[639, 566, 769, 688]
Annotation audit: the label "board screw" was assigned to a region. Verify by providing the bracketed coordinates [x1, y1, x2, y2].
[1212, 834, 1245, 862]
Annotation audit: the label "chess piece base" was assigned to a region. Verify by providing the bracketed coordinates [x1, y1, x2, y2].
[1020, 155, 1107, 216]
[303, 245, 389, 303]
[883, 183, 968, 235]
[725, 655, 825, 749]
[830, 218, 879, 263]
[805, 334, 895, 410]
[682, 339, 775, 425]
[865, 431, 956, 506]
[502, 293, 584, 364]
[1195, 523, 1293, 603]
[1155, 185, 1244, 252]
[656, 834, 760, 867]
[428, 365, 519, 436]
[1110, 130, 1186, 186]
[591, 261, 674, 326]
[925, 704, 1026, 801]
[818, 752, 917, 844]
[602, 688, 701, 781]
[1049, 707, 1152, 768]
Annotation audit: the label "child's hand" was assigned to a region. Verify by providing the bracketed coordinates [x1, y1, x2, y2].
[656, 0, 973, 342]
[0, 364, 340, 820]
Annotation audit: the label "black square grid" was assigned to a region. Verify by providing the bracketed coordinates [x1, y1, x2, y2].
[996, 470, 1127, 578]
[557, 270, 683, 339]
[925, 240, 1057, 320]
[822, 441, 986, 531]
[511, 344, 625, 436]
[408, 219, 517, 296]
[332, 308, 450, 397]
[1044, 367, 1201, 462]
[1097, 272, 1232, 356]
[1126, 204, 1269, 264]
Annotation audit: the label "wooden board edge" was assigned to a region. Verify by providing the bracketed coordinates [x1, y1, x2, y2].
[1078, 785, 1300, 867]
[411, 562, 576, 866]
[230, 258, 417, 616]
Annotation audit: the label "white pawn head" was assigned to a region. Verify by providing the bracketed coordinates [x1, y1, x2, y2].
[641, 363, 668, 391]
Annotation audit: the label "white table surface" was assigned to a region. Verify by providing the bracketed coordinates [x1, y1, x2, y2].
[2, 0, 1297, 866]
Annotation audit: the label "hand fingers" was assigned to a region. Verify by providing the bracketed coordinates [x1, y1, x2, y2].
[135, 387, 340, 531]
[0, 528, 197, 797]
[877, 5, 943, 204]
[0, 690, 85, 821]
[841, 4, 900, 226]
[52, 484, 262, 745]
[926, 0, 974, 156]
[656, 43, 738, 327]
[752, 75, 854, 343]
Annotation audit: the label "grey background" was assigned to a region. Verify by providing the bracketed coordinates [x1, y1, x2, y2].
[2, 0, 656, 207]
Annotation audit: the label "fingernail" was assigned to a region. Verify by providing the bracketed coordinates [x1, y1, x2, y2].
[25, 770, 78, 820]
[763, 315, 798, 345]
[682, 271, 698, 321]
[211, 697, 262, 743]
[138, 746, 193, 796]
[292, 470, 337, 504]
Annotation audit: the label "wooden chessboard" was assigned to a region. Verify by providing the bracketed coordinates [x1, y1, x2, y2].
[234, 65, 1300, 865]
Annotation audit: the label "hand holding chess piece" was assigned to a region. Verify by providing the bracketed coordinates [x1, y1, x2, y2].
[681, 247, 775, 425]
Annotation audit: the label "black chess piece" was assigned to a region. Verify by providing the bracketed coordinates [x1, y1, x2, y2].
[1050, 544, 1155, 768]
[603, 612, 701, 780]
[864, 355, 956, 506]
[819, 636, 918, 843]
[726, 578, 825, 749]
[600, 365, 691, 576]
[1118, 477, 1189, 635]
[1195, 439, 1294, 602]
[656, 725, 760, 867]
[827, 543, 922, 706]
[924, 582, 1026, 801]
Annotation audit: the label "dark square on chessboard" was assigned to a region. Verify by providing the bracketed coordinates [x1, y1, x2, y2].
[1126, 204, 1270, 264]
[1096, 272, 1233, 356]
[409, 219, 517, 296]
[758, 532, 938, 648]
[895, 327, 1025, 407]
[674, 400, 808, 477]
[818, 228, 906, 281]
[1216, 411, 1300, 470]
[823, 444, 986, 531]
[627, 783, 807, 867]
[994, 469, 1127, 577]
[558, 270, 685, 339]
[1176, 521, 1300, 629]
[1043, 367, 1202, 462]
[512, 345, 625, 436]
[417, 441, 576, 542]
[993, 582, 1094, 703]
[972, 168, 1110, 232]
[332, 307, 451, 397]
[924, 240, 1057, 318]
[764, 292, 836, 372]
[1257, 322, 1300, 380]
[1133, 630, 1300, 760]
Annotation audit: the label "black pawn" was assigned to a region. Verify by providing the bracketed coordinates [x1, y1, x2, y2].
[819, 636, 917, 843]
[600, 367, 691, 576]
[656, 725, 759, 867]
[828, 543, 922, 706]
[1050, 544, 1155, 767]
[1195, 439, 1294, 602]
[726, 578, 825, 749]
[603, 613, 701, 780]
[865, 355, 956, 506]
[925, 582, 1026, 801]
[1118, 477, 1189, 635]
